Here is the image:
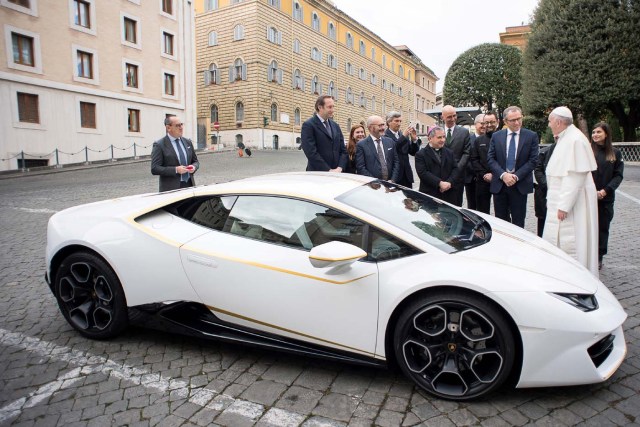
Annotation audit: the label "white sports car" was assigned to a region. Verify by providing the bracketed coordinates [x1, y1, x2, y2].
[45, 173, 627, 400]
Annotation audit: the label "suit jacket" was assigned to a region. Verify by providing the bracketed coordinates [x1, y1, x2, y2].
[534, 143, 557, 217]
[470, 133, 492, 179]
[151, 135, 199, 192]
[384, 128, 420, 187]
[355, 136, 400, 182]
[415, 145, 458, 201]
[487, 128, 539, 195]
[301, 115, 347, 171]
[444, 125, 470, 185]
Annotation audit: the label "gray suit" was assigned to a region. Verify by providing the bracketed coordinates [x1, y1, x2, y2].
[355, 136, 400, 182]
[151, 135, 199, 192]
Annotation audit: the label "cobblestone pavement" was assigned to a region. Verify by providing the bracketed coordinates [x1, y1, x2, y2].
[1, 150, 639, 427]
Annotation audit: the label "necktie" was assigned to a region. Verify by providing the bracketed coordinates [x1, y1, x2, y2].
[176, 139, 189, 182]
[506, 133, 516, 172]
[324, 120, 332, 138]
[375, 139, 388, 180]
[446, 128, 452, 146]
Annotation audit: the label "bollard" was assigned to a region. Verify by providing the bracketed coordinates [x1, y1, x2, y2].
[111, 145, 114, 162]
[21, 150, 25, 172]
[85, 146, 89, 164]
[133, 142, 137, 159]
[55, 148, 60, 168]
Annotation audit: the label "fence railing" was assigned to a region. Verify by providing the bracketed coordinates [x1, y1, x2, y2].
[614, 142, 640, 162]
[1, 143, 154, 172]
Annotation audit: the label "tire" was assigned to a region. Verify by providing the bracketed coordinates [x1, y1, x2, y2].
[54, 252, 128, 339]
[393, 290, 515, 400]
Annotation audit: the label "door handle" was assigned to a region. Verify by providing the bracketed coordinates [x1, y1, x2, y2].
[186, 254, 218, 268]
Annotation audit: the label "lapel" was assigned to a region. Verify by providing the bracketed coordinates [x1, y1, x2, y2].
[384, 129, 398, 142]
[315, 115, 332, 139]
[427, 146, 441, 164]
[163, 136, 180, 164]
[368, 136, 382, 167]
[515, 131, 526, 160]
[446, 126, 455, 147]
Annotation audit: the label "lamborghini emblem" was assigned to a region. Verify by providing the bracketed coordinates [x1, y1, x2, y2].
[448, 343, 457, 352]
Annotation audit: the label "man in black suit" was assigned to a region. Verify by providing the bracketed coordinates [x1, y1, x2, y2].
[384, 111, 421, 188]
[533, 140, 557, 236]
[151, 115, 199, 192]
[487, 106, 539, 227]
[301, 95, 347, 172]
[441, 105, 471, 207]
[465, 114, 485, 210]
[356, 115, 399, 182]
[415, 127, 458, 203]
[470, 112, 498, 214]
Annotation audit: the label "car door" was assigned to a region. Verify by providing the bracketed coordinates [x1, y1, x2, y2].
[180, 195, 380, 358]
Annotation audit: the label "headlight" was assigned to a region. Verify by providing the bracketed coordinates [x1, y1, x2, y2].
[550, 293, 598, 312]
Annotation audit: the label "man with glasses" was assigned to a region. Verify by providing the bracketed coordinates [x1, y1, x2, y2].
[151, 115, 200, 192]
[487, 106, 539, 227]
[470, 112, 499, 214]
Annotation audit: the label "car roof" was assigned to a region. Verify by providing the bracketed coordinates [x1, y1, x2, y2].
[193, 172, 375, 201]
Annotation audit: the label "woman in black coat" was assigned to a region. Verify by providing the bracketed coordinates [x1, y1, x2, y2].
[344, 124, 366, 174]
[591, 122, 624, 269]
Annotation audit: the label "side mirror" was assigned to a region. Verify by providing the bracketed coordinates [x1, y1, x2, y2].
[308, 241, 367, 268]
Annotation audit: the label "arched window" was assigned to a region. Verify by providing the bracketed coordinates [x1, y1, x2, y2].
[346, 118, 352, 131]
[293, 69, 303, 89]
[208, 31, 218, 46]
[371, 47, 375, 60]
[346, 32, 353, 49]
[346, 87, 353, 104]
[391, 60, 395, 72]
[382, 54, 386, 67]
[398, 87, 403, 97]
[359, 40, 365, 55]
[328, 81, 335, 98]
[328, 22, 336, 40]
[233, 24, 244, 40]
[370, 73, 376, 85]
[293, 38, 300, 54]
[235, 101, 244, 121]
[359, 68, 366, 80]
[230, 58, 246, 81]
[382, 99, 386, 114]
[311, 75, 319, 94]
[327, 54, 336, 68]
[371, 96, 376, 111]
[267, 26, 280, 44]
[270, 103, 278, 122]
[210, 104, 218, 122]
[205, 0, 218, 11]
[268, 0, 280, 8]
[294, 108, 301, 126]
[293, 1, 302, 21]
[312, 12, 320, 31]
[390, 83, 395, 93]
[399, 65, 404, 78]
[311, 47, 321, 62]
[205, 63, 220, 85]
[382, 79, 387, 90]
[268, 60, 281, 83]
[345, 62, 353, 75]
[359, 92, 366, 108]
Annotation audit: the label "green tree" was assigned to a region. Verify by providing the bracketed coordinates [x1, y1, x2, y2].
[522, 0, 640, 141]
[443, 43, 523, 122]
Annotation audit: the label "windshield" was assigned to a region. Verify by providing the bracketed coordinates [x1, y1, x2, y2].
[337, 181, 491, 253]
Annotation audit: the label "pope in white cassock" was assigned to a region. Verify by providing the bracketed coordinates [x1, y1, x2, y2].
[542, 106, 599, 276]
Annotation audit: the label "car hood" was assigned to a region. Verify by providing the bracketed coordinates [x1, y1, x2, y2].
[457, 215, 599, 293]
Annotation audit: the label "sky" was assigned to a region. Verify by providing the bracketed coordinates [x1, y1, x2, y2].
[332, 0, 540, 92]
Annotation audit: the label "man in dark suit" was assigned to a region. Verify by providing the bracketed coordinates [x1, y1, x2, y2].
[356, 115, 399, 182]
[301, 95, 347, 172]
[465, 114, 485, 210]
[441, 105, 471, 207]
[384, 111, 421, 188]
[470, 112, 498, 214]
[487, 106, 539, 227]
[151, 115, 199, 192]
[415, 126, 458, 203]
[533, 140, 557, 236]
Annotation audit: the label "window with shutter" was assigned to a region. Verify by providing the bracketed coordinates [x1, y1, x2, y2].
[17, 92, 39, 123]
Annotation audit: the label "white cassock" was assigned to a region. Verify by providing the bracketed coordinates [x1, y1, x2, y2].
[542, 125, 599, 276]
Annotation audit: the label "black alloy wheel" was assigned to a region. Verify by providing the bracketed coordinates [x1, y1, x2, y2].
[54, 252, 128, 339]
[394, 291, 515, 400]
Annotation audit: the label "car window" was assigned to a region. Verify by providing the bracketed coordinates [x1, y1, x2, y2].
[224, 196, 366, 251]
[166, 196, 237, 231]
[337, 181, 491, 254]
[368, 228, 419, 262]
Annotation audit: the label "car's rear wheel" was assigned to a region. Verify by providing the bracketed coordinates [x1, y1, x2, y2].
[54, 252, 128, 339]
[394, 290, 515, 400]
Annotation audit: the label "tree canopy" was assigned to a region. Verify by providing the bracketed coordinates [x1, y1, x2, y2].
[443, 43, 522, 121]
[522, 0, 640, 141]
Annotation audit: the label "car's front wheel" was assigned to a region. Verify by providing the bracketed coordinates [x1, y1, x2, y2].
[54, 252, 128, 339]
[394, 290, 515, 400]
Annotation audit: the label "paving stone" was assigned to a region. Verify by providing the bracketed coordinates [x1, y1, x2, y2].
[383, 396, 408, 412]
[312, 393, 359, 422]
[301, 416, 347, 427]
[215, 399, 264, 427]
[448, 408, 480, 426]
[276, 385, 324, 414]
[375, 409, 404, 427]
[190, 407, 220, 426]
[256, 407, 305, 427]
[240, 379, 287, 406]
[294, 368, 336, 391]
[353, 403, 379, 420]
[330, 373, 372, 398]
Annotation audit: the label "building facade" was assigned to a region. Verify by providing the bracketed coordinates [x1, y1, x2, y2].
[0, 0, 196, 171]
[195, 0, 436, 149]
[499, 24, 531, 52]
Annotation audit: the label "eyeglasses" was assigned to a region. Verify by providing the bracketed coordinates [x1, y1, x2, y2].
[172, 123, 184, 127]
[505, 117, 523, 123]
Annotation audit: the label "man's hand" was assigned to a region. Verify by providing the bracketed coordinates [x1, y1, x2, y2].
[483, 173, 492, 182]
[597, 189, 607, 200]
[557, 209, 567, 221]
[439, 181, 452, 192]
[329, 167, 343, 173]
[176, 165, 190, 175]
[502, 173, 517, 187]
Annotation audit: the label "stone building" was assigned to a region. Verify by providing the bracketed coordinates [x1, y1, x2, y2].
[0, 0, 196, 171]
[195, 0, 437, 149]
